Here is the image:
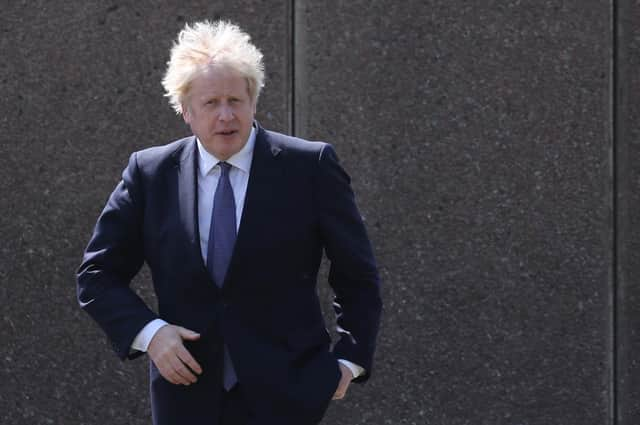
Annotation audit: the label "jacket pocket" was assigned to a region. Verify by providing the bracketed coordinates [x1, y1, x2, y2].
[286, 325, 331, 352]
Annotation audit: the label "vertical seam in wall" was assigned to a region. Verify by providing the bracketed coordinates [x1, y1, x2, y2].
[289, 0, 296, 136]
[292, 0, 308, 138]
[612, 0, 619, 424]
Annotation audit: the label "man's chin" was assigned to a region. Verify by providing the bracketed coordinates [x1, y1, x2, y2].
[208, 139, 244, 160]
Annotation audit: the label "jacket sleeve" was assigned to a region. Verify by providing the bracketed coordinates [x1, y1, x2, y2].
[76, 152, 158, 360]
[315, 143, 382, 383]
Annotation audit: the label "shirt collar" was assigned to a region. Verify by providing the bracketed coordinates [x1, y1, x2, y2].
[196, 126, 256, 177]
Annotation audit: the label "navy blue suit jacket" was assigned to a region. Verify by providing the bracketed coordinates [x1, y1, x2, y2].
[77, 124, 382, 425]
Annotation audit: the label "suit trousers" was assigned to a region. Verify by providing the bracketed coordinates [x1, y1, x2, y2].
[220, 384, 328, 425]
[220, 385, 251, 425]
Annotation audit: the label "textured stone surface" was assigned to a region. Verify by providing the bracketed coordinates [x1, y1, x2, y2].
[617, 1, 640, 424]
[0, 1, 625, 424]
[297, 2, 612, 424]
[0, 1, 289, 424]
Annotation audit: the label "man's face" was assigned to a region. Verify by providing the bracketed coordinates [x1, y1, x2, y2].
[182, 65, 256, 160]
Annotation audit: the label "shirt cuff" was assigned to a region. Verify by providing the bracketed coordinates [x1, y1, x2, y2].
[337, 359, 365, 379]
[130, 319, 168, 352]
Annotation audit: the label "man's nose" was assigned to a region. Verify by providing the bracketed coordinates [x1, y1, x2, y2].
[219, 105, 234, 121]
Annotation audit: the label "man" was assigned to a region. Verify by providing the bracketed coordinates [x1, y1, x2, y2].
[77, 20, 381, 425]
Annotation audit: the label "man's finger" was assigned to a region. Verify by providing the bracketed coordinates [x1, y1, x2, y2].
[158, 364, 180, 385]
[165, 371, 180, 385]
[164, 360, 187, 385]
[177, 345, 203, 375]
[332, 365, 352, 400]
[170, 371, 187, 386]
[178, 326, 201, 341]
[153, 356, 176, 383]
[168, 356, 197, 384]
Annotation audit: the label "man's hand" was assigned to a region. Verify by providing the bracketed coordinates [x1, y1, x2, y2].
[332, 362, 354, 400]
[147, 324, 202, 385]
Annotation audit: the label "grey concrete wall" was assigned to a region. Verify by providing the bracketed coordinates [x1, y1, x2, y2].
[0, 1, 633, 424]
[617, 1, 640, 424]
[299, 2, 613, 424]
[0, 2, 290, 424]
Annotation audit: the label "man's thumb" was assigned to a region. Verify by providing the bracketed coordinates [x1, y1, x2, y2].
[178, 327, 201, 341]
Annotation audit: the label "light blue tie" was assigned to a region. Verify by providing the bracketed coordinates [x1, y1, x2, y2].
[206, 162, 238, 390]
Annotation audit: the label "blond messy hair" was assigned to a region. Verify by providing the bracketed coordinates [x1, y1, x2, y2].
[162, 20, 265, 114]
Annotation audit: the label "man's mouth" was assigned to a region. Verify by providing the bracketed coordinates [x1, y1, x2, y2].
[217, 130, 237, 136]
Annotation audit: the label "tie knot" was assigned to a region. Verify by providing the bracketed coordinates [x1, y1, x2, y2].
[219, 162, 232, 175]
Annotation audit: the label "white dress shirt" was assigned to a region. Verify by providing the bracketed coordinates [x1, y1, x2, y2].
[131, 127, 363, 379]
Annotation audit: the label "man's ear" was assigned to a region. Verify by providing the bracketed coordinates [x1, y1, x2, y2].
[182, 104, 191, 124]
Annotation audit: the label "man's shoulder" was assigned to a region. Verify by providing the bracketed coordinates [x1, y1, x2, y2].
[127, 136, 195, 176]
[262, 128, 330, 158]
[134, 136, 194, 163]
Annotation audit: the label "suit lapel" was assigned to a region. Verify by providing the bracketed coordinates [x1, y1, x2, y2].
[173, 126, 283, 290]
[175, 137, 210, 279]
[225, 125, 283, 287]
